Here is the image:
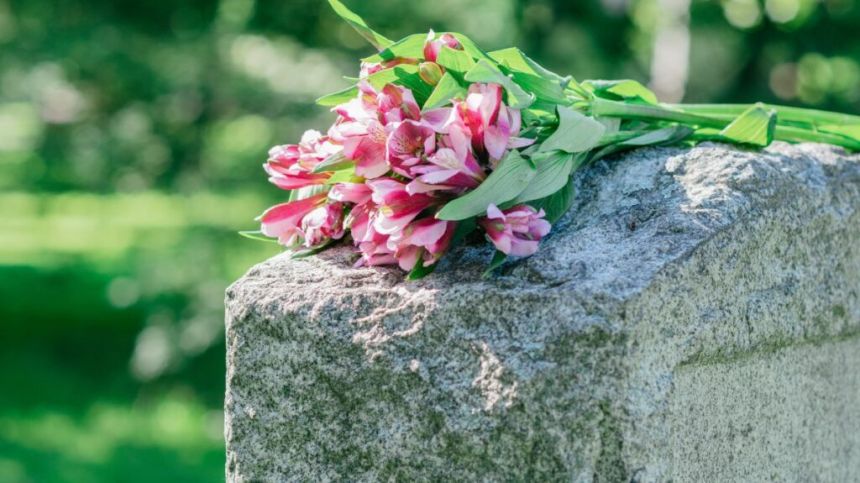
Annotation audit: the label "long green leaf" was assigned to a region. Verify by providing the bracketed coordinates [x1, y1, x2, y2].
[819, 124, 860, 142]
[447, 33, 495, 62]
[482, 250, 508, 278]
[719, 103, 776, 147]
[618, 125, 695, 147]
[449, 217, 477, 248]
[436, 46, 476, 75]
[289, 184, 328, 202]
[489, 47, 539, 74]
[311, 151, 353, 173]
[531, 179, 575, 223]
[591, 125, 694, 160]
[540, 106, 606, 153]
[407, 259, 437, 280]
[316, 85, 358, 107]
[325, 166, 360, 184]
[436, 150, 536, 221]
[586, 79, 658, 105]
[290, 241, 334, 259]
[513, 152, 579, 203]
[509, 71, 568, 105]
[327, 0, 393, 50]
[239, 230, 278, 243]
[366, 64, 433, 105]
[363, 33, 426, 62]
[423, 71, 467, 109]
[464, 59, 534, 109]
[489, 47, 576, 89]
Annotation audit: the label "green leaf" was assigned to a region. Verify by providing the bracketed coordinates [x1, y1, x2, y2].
[407, 260, 437, 280]
[514, 152, 580, 203]
[325, 166, 360, 184]
[591, 125, 694, 160]
[586, 79, 658, 105]
[436, 46, 476, 75]
[311, 151, 353, 173]
[488, 47, 574, 87]
[289, 184, 328, 202]
[436, 149, 536, 221]
[531, 179, 575, 223]
[422, 72, 467, 109]
[509, 71, 568, 105]
[619, 125, 695, 147]
[482, 250, 508, 278]
[489, 48, 542, 77]
[238, 230, 278, 243]
[447, 33, 495, 63]
[363, 33, 426, 62]
[540, 106, 606, 153]
[366, 64, 433, 105]
[522, 108, 557, 127]
[818, 124, 860, 142]
[290, 241, 333, 260]
[719, 103, 776, 147]
[327, 0, 393, 50]
[366, 64, 415, 87]
[464, 59, 534, 109]
[449, 217, 477, 247]
[316, 85, 358, 107]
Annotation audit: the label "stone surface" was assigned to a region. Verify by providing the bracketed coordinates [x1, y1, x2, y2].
[225, 142, 860, 482]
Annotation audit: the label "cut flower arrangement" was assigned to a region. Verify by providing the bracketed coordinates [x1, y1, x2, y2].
[243, 0, 860, 279]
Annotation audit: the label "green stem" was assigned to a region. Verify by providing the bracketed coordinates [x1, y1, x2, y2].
[667, 103, 860, 127]
[774, 125, 860, 148]
[590, 97, 860, 150]
[591, 98, 725, 128]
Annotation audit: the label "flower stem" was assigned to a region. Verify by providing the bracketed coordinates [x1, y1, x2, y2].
[590, 98, 724, 128]
[589, 98, 860, 150]
[666, 103, 860, 128]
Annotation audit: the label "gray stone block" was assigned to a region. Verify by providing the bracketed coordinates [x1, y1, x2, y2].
[225, 142, 860, 482]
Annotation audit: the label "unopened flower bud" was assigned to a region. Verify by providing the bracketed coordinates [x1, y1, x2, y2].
[418, 62, 444, 86]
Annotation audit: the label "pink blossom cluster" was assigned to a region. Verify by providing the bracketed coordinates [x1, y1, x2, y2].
[258, 34, 551, 271]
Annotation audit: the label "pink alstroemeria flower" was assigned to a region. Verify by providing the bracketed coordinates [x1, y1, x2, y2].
[332, 82, 424, 179]
[457, 83, 534, 161]
[336, 81, 420, 126]
[406, 146, 484, 194]
[360, 58, 419, 79]
[265, 165, 330, 190]
[268, 130, 339, 170]
[423, 30, 462, 62]
[334, 119, 389, 179]
[479, 204, 551, 257]
[328, 182, 372, 204]
[301, 202, 346, 247]
[265, 130, 341, 189]
[377, 84, 421, 125]
[259, 193, 328, 247]
[387, 120, 436, 177]
[367, 178, 437, 235]
[387, 217, 456, 270]
[347, 202, 398, 267]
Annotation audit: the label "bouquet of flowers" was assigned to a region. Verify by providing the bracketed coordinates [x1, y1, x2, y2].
[243, 0, 860, 279]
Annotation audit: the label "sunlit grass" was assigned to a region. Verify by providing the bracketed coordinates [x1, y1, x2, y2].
[0, 394, 224, 482]
[0, 190, 284, 481]
[0, 190, 280, 267]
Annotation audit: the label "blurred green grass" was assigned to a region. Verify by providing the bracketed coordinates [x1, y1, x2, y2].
[0, 0, 857, 480]
[0, 191, 278, 481]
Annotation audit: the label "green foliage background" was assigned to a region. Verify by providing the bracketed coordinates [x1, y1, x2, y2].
[0, 0, 857, 480]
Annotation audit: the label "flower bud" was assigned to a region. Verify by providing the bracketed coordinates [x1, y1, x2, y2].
[418, 62, 444, 86]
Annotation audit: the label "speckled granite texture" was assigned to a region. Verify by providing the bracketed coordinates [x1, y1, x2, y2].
[225, 142, 860, 482]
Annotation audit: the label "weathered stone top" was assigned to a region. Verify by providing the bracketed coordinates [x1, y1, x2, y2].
[229, 142, 859, 350]
[225, 142, 860, 481]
